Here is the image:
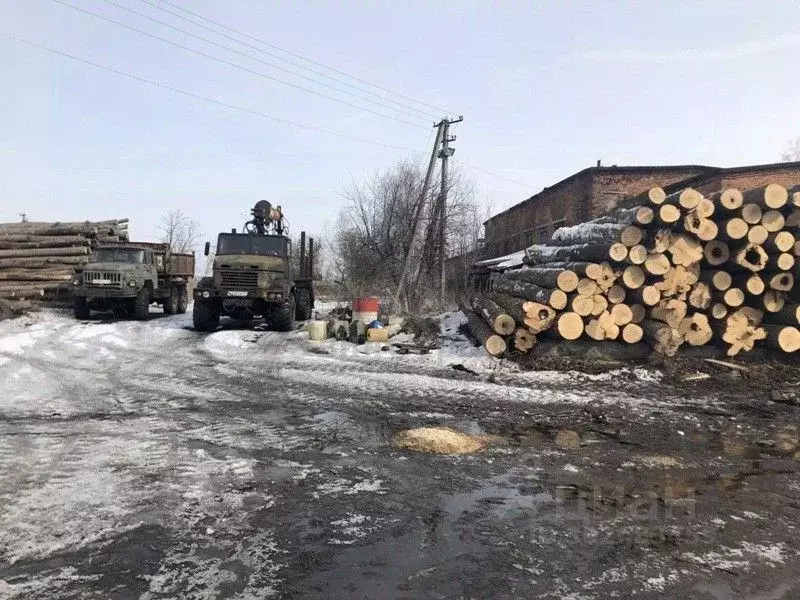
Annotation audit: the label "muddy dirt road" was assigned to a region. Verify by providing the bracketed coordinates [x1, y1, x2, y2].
[1, 310, 799, 599]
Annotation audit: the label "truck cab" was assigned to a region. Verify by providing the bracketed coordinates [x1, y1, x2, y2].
[73, 243, 193, 320]
[193, 231, 314, 331]
[192, 202, 314, 332]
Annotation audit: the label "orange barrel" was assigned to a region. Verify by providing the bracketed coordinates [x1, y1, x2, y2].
[353, 297, 380, 324]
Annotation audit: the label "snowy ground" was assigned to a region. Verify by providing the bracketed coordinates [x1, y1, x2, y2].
[1, 309, 799, 599]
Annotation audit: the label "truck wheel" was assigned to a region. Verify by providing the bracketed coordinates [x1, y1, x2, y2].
[294, 287, 312, 321]
[273, 293, 295, 332]
[163, 286, 177, 315]
[73, 296, 90, 320]
[193, 299, 220, 332]
[133, 288, 150, 320]
[177, 285, 188, 314]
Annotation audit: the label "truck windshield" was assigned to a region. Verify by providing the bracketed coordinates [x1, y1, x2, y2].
[92, 248, 146, 263]
[217, 234, 288, 257]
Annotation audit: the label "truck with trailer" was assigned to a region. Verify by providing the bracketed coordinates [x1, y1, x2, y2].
[192, 201, 314, 332]
[72, 242, 195, 320]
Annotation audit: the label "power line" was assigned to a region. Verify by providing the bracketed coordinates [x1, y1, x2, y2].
[97, 0, 438, 123]
[132, 0, 442, 121]
[151, 0, 457, 116]
[51, 0, 429, 130]
[3, 34, 418, 152]
[453, 159, 536, 188]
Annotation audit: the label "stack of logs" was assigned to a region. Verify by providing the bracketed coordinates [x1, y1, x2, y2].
[464, 184, 800, 357]
[0, 220, 129, 309]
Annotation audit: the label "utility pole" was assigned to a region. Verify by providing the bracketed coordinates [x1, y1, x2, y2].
[393, 121, 444, 310]
[437, 116, 462, 302]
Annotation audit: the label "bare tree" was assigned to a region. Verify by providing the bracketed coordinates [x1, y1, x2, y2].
[781, 137, 800, 162]
[333, 159, 485, 308]
[158, 210, 201, 253]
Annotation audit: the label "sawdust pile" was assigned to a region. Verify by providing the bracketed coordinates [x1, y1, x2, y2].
[393, 427, 492, 455]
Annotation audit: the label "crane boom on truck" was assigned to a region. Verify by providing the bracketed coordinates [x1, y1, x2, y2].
[193, 201, 315, 331]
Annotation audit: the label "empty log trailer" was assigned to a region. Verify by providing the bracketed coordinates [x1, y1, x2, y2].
[72, 242, 195, 319]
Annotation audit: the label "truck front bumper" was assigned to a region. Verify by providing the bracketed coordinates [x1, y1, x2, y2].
[74, 287, 138, 299]
[194, 288, 285, 301]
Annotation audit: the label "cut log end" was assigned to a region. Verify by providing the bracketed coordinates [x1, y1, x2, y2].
[621, 323, 644, 344]
[628, 245, 647, 265]
[609, 243, 628, 262]
[557, 312, 584, 340]
[659, 204, 681, 224]
[765, 325, 800, 353]
[720, 188, 744, 211]
[620, 225, 643, 248]
[704, 240, 730, 266]
[636, 206, 654, 225]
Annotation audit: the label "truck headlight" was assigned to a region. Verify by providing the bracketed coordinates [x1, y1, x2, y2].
[72, 278, 81, 286]
[202, 291, 210, 298]
[127, 280, 137, 287]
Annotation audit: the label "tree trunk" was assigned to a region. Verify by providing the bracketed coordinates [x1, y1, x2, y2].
[549, 222, 630, 246]
[485, 292, 528, 325]
[0, 246, 89, 258]
[0, 256, 88, 268]
[0, 269, 73, 281]
[471, 296, 516, 335]
[493, 277, 568, 309]
[764, 303, 800, 326]
[743, 183, 789, 210]
[501, 267, 579, 292]
[642, 320, 682, 356]
[763, 325, 800, 352]
[463, 309, 507, 356]
[525, 243, 616, 265]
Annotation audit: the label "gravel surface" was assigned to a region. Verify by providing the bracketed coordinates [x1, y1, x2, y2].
[1, 309, 799, 599]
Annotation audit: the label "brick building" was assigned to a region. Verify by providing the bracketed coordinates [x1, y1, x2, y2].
[480, 160, 800, 260]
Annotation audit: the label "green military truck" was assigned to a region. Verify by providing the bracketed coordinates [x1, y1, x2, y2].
[72, 242, 195, 320]
[193, 201, 314, 332]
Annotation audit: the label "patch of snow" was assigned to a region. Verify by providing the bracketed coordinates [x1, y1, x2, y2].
[563, 464, 580, 473]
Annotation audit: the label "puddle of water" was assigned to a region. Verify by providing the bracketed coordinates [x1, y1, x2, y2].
[444, 484, 553, 519]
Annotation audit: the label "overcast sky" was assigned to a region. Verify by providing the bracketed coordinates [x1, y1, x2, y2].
[1, 0, 798, 249]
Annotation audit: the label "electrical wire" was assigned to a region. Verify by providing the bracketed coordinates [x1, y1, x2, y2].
[453, 160, 536, 188]
[4, 34, 419, 152]
[50, 0, 429, 129]
[151, 0, 457, 116]
[97, 0, 438, 123]
[134, 0, 443, 121]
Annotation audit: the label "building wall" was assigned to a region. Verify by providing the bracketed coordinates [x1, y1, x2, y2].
[480, 162, 800, 262]
[590, 168, 710, 215]
[690, 167, 800, 196]
[482, 172, 591, 259]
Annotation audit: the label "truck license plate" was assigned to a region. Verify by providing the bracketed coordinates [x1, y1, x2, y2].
[226, 291, 248, 297]
[92, 279, 111, 284]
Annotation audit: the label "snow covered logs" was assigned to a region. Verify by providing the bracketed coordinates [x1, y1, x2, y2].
[468, 184, 800, 357]
[0, 220, 129, 302]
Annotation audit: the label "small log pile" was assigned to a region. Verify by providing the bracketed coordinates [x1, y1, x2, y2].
[0, 219, 129, 305]
[464, 183, 800, 357]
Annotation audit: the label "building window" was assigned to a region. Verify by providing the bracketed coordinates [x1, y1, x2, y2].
[536, 225, 549, 243]
[525, 230, 534, 247]
[552, 219, 566, 233]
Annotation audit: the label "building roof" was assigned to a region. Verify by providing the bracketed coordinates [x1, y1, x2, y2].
[483, 164, 715, 225]
[484, 160, 800, 226]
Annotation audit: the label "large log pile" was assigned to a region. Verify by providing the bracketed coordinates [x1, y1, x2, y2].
[0, 219, 129, 305]
[464, 184, 800, 358]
